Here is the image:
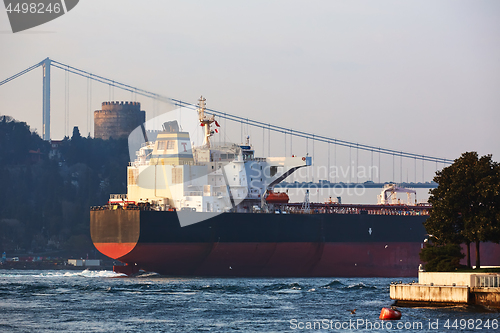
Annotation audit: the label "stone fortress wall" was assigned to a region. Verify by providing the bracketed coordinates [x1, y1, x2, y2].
[94, 101, 146, 140]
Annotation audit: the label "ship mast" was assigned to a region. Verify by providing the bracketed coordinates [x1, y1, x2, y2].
[197, 96, 216, 148]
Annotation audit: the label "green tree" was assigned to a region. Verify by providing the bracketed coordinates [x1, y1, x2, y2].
[419, 243, 464, 272]
[0, 115, 47, 166]
[0, 116, 131, 256]
[424, 152, 500, 269]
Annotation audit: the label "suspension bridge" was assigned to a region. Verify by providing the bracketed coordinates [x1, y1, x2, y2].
[0, 57, 453, 190]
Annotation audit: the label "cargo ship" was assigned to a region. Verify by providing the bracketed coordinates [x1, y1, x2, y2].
[90, 97, 496, 277]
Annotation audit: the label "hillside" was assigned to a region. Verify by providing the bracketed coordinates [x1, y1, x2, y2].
[0, 115, 129, 258]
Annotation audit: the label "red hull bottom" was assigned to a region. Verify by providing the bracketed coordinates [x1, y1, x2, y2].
[115, 242, 430, 277]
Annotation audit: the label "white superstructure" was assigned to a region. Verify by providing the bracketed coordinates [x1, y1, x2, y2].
[125, 97, 311, 213]
[377, 183, 417, 205]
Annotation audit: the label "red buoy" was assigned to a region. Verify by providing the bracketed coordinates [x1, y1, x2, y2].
[379, 307, 402, 320]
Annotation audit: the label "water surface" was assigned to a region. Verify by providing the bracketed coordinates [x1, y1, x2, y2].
[0, 270, 497, 332]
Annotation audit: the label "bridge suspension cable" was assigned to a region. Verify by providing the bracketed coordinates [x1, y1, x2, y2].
[1, 58, 454, 165]
[0, 61, 42, 86]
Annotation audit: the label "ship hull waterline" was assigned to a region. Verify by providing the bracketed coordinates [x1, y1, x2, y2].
[90, 210, 499, 277]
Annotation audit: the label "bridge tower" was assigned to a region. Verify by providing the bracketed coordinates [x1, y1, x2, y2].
[42, 57, 51, 140]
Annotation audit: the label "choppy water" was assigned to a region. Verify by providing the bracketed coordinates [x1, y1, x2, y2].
[0, 270, 498, 332]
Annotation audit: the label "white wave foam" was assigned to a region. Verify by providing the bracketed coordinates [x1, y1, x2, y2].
[35, 269, 126, 278]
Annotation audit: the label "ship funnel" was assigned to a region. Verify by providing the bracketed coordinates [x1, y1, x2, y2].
[162, 121, 180, 133]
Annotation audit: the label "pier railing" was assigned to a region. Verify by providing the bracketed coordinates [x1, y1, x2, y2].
[473, 274, 500, 288]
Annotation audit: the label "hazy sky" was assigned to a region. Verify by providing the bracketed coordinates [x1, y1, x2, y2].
[1, 0, 499, 185]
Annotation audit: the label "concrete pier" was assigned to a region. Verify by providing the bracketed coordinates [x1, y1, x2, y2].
[391, 272, 500, 308]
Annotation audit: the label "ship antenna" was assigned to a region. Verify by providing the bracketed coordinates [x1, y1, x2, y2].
[197, 96, 215, 148]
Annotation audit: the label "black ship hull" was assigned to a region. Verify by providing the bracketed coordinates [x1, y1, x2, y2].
[91, 210, 449, 277]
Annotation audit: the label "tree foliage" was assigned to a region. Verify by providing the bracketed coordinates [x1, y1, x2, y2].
[0, 117, 129, 257]
[419, 243, 464, 272]
[423, 152, 500, 269]
[0, 115, 48, 165]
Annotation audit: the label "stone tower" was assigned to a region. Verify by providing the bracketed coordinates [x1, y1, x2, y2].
[94, 101, 146, 140]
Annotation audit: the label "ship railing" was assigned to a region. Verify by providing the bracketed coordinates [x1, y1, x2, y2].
[179, 161, 205, 166]
[282, 203, 430, 215]
[129, 161, 144, 167]
[294, 210, 430, 216]
[473, 274, 500, 288]
[91, 205, 110, 211]
[91, 203, 157, 211]
[128, 160, 205, 167]
[129, 161, 150, 167]
[185, 191, 203, 196]
[109, 194, 127, 200]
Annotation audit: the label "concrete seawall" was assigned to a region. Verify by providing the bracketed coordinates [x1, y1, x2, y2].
[391, 284, 469, 306]
[471, 288, 500, 308]
[391, 272, 500, 308]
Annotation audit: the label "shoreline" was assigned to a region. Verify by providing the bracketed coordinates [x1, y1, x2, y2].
[0, 261, 115, 271]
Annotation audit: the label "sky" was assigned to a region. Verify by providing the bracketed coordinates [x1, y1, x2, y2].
[1, 0, 499, 191]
